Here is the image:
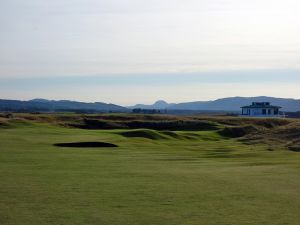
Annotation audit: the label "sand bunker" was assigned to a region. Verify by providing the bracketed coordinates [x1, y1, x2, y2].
[54, 142, 118, 148]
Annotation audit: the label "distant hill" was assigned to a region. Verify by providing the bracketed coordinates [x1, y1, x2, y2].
[0, 99, 129, 113]
[130, 100, 175, 109]
[1, 96, 299, 113]
[131, 97, 300, 112]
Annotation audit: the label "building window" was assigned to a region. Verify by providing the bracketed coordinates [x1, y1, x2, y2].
[268, 109, 271, 115]
[262, 109, 266, 115]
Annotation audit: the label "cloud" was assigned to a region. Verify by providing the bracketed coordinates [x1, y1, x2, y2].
[0, 0, 300, 78]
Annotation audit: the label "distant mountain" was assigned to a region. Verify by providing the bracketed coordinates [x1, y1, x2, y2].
[131, 97, 300, 112]
[0, 99, 128, 113]
[1, 96, 299, 113]
[129, 100, 175, 109]
[29, 98, 51, 103]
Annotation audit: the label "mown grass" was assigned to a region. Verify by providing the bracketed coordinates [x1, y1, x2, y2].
[0, 117, 300, 225]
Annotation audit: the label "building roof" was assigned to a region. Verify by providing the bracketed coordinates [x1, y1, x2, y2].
[241, 102, 281, 109]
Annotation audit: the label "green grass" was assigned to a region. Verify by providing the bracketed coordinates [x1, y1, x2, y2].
[0, 120, 300, 225]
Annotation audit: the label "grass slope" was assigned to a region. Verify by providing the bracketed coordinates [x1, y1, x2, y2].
[0, 119, 300, 225]
[119, 129, 170, 140]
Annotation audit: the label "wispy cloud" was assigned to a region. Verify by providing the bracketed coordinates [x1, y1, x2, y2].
[1, 0, 300, 103]
[1, 0, 300, 78]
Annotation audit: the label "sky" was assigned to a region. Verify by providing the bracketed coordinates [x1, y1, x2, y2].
[0, 0, 300, 105]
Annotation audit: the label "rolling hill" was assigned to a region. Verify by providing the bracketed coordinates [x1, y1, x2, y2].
[0, 99, 129, 113]
[1, 96, 300, 113]
[131, 96, 300, 112]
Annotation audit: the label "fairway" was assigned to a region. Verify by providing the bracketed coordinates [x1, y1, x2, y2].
[0, 120, 300, 225]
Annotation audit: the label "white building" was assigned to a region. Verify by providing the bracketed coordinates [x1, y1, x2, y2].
[241, 102, 283, 117]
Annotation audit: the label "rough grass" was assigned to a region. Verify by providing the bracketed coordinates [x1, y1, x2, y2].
[218, 125, 260, 138]
[71, 119, 220, 131]
[239, 121, 300, 150]
[1, 113, 300, 148]
[5, 113, 221, 131]
[204, 116, 292, 127]
[0, 118, 300, 225]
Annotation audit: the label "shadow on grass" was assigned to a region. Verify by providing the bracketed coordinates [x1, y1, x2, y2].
[288, 145, 300, 152]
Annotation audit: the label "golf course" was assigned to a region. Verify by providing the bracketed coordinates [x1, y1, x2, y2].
[0, 114, 299, 225]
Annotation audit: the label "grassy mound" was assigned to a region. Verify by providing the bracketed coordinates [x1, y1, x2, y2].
[73, 119, 128, 129]
[28, 113, 217, 131]
[160, 131, 187, 139]
[161, 131, 203, 140]
[120, 129, 202, 140]
[0, 118, 32, 129]
[126, 120, 219, 131]
[120, 129, 170, 140]
[219, 125, 260, 138]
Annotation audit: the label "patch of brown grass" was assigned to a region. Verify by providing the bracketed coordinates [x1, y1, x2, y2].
[239, 120, 300, 150]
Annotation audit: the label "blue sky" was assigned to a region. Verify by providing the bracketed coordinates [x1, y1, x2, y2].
[1, 0, 300, 104]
